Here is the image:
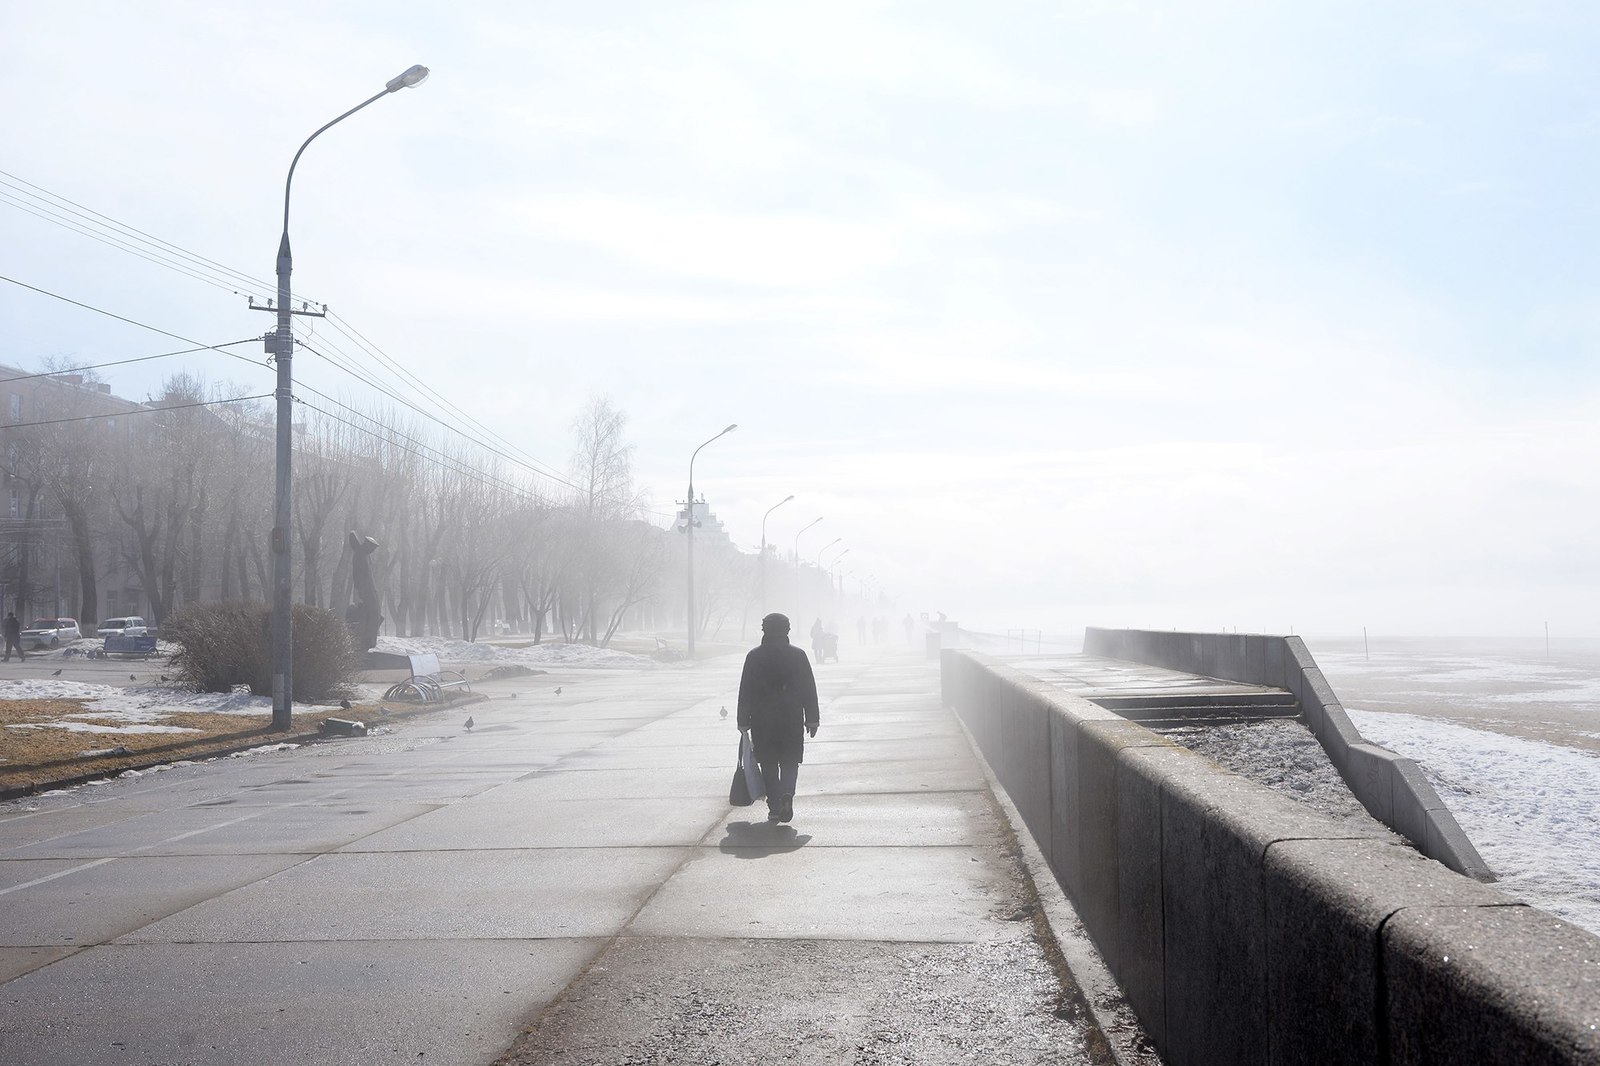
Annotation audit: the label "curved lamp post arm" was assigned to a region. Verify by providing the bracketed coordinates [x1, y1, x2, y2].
[687, 423, 738, 502]
[685, 423, 737, 656]
[793, 516, 822, 564]
[281, 65, 429, 245]
[761, 495, 795, 541]
[815, 537, 842, 566]
[758, 494, 793, 616]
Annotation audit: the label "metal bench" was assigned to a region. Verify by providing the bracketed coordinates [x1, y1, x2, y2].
[382, 652, 471, 703]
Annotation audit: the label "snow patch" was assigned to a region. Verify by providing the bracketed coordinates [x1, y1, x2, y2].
[376, 635, 653, 669]
[1347, 708, 1600, 937]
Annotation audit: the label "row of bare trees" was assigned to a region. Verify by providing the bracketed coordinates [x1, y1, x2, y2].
[1, 368, 713, 646]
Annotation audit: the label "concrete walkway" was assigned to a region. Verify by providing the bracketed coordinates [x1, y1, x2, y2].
[0, 648, 1132, 1065]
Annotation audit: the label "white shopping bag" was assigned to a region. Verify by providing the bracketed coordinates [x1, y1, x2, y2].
[740, 730, 766, 802]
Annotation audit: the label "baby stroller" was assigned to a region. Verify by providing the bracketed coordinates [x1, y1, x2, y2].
[821, 631, 839, 663]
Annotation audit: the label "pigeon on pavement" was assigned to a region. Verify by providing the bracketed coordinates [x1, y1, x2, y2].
[52, 668, 62, 676]
[339, 699, 352, 710]
[464, 716, 475, 731]
[129, 675, 137, 681]
[555, 686, 562, 695]
[719, 705, 727, 719]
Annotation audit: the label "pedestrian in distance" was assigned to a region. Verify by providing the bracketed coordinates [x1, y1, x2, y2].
[737, 613, 820, 824]
[810, 616, 826, 664]
[3, 612, 24, 662]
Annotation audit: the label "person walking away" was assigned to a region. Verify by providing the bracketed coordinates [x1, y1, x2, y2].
[3, 612, 24, 662]
[809, 617, 826, 664]
[737, 613, 820, 823]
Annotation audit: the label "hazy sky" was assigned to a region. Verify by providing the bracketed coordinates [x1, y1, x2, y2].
[5, 2, 1598, 638]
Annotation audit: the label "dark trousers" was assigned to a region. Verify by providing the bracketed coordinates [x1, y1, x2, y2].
[758, 758, 799, 804]
[3, 636, 24, 661]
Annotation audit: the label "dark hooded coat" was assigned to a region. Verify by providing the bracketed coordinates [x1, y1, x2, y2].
[736, 632, 820, 764]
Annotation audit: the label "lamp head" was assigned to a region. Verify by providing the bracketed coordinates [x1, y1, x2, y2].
[722, 423, 738, 435]
[387, 65, 431, 92]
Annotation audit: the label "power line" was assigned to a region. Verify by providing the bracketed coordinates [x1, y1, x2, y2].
[295, 398, 586, 513]
[0, 190, 256, 298]
[0, 274, 271, 376]
[1, 176, 676, 521]
[324, 313, 570, 483]
[0, 172, 572, 485]
[1, 173, 580, 487]
[0, 393, 273, 431]
[0, 342, 262, 386]
[0, 170, 293, 301]
[296, 340, 599, 500]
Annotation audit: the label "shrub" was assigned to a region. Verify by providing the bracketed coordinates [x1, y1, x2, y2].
[166, 602, 358, 703]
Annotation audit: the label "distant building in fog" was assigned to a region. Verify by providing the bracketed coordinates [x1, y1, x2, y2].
[675, 496, 734, 551]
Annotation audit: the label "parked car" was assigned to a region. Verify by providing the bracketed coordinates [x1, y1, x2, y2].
[97, 616, 148, 639]
[21, 618, 82, 649]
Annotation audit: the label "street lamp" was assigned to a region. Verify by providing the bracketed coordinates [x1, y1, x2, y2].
[267, 64, 429, 731]
[792, 516, 822, 565]
[759, 494, 794, 615]
[815, 537, 842, 568]
[685, 423, 737, 657]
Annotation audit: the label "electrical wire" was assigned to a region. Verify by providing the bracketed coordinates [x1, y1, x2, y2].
[0, 173, 568, 485]
[296, 341, 613, 503]
[1, 175, 678, 521]
[0, 342, 262, 386]
[0, 274, 271, 376]
[0, 393, 273, 431]
[0, 170, 291, 301]
[1, 173, 576, 486]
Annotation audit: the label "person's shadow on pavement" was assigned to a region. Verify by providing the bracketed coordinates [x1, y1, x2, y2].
[718, 820, 811, 857]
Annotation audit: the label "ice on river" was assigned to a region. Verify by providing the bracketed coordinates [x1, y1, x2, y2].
[1347, 707, 1600, 937]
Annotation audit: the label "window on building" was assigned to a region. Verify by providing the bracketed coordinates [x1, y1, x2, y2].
[7, 394, 19, 421]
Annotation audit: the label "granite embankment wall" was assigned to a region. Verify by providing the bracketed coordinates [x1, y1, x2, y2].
[942, 648, 1600, 1066]
[1080, 627, 1489, 880]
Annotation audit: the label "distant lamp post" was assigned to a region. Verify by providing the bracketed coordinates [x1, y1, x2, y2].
[684, 423, 737, 657]
[815, 538, 842, 568]
[759, 494, 794, 615]
[265, 64, 429, 731]
[792, 516, 823, 566]
[826, 548, 851, 593]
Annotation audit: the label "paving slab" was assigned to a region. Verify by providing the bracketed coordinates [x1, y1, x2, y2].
[2, 801, 441, 858]
[500, 935, 1099, 1066]
[800, 756, 988, 795]
[705, 789, 1003, 847]
[504, 766, 726, 801]
[0, 944, 76, 983]
[628, 843, 1013, 941]
[0, 939, 601, 1066]
[345, 795, 731, 851]
[119, 847, 692, 943]
[0, 853, 311, 946]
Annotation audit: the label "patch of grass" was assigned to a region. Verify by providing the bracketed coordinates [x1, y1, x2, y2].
[0, 699, 387, 795]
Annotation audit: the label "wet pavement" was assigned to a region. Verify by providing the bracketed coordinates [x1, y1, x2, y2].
[0, 648, 1139, 1065]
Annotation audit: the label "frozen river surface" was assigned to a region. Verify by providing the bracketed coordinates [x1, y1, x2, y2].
[1314, 640, 1600, 937]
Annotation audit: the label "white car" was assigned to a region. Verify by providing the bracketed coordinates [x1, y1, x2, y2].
[98, 616, 148, 639]
[21, 618, 82, 649]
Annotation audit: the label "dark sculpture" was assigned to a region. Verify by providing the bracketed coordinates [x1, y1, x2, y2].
[345, 531, 383, 651]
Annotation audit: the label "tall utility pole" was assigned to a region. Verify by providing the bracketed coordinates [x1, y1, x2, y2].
[256, 64, 429, 731]
[683, 424, 736, 658]
[759, 494, 794, 616]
